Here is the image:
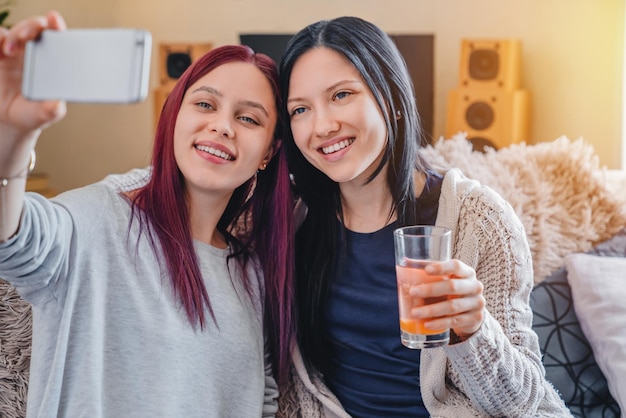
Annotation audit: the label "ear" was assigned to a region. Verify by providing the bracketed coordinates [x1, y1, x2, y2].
[259, 140, 282, 171]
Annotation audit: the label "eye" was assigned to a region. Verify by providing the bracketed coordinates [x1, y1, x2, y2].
[333, 91, 352, 100]
[290, 107, 307, 117]
[196, 101, 213, 110]
[239, 115, 260, 126]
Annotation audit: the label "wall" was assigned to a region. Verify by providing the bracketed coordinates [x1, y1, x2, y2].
[12, 0, 625, 192]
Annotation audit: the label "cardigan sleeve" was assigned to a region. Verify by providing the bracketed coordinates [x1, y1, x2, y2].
[422, 168, 571, 417]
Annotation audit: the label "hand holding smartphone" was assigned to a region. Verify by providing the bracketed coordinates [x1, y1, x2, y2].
[22, 28, 152, 104]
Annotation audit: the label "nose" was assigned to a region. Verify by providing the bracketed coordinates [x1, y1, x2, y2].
[313, 107, 340, 138]
[209, 113, 234, 138]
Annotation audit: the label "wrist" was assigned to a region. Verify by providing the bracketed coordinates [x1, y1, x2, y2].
[0, 126, 40, 178]
[0, 149, 36, 182]
[0, 149, 35, 242]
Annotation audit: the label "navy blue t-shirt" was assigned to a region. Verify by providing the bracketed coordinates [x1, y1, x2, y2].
[324, 171, 443, 417]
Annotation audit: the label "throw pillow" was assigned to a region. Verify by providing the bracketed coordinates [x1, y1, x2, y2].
[530, 270, 620, 417]
[0, 279, 31, 418]
[565, 253, 626, 413]
[420, 135, 626, 283]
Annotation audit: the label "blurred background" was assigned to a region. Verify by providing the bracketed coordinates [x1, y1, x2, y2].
[6, 0, 625, 193]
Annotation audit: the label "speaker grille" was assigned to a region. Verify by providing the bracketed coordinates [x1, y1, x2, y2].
[467, 136, 497, 152]
[468, 49, 500, 81]
[166, 52, 193, 79]
[465, 101, 494, 131]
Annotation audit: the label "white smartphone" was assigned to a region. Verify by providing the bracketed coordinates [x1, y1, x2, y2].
[22, 28, 152, 103]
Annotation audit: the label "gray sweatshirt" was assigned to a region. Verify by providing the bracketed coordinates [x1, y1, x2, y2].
[0, 176, 278, 417]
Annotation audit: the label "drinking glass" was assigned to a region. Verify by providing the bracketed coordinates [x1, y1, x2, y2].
[393, 225, 451, 349]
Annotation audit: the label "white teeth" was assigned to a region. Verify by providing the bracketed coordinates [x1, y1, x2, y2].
[322, 138, 354, 155]
[196, 145, 234, 161]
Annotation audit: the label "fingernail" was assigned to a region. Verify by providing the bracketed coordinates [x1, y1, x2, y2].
[425, 264, 436, 273]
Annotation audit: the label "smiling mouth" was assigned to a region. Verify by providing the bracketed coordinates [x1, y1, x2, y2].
[321, 138, 355, 155]
[195, 144, 234, 161]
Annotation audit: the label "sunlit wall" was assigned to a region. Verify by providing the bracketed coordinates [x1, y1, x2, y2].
[11, 0, 626, 192]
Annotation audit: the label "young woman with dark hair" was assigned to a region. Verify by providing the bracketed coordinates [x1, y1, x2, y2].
[277, 16, 571, 417]
[0, 11, 294, 417]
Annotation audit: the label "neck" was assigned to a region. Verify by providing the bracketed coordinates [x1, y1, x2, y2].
[187, 188, 232, 249]
[339, 169, 428, 233]
[339, 172, 395, 233]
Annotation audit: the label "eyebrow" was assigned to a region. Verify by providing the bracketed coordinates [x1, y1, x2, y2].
[287, 79, 362, 104]
[191, 86, 269, 117]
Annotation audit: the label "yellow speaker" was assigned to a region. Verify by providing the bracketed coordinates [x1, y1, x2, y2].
[458, 39, 522, 91]
[445, 88, 530, 150]
[158, 42, 213, 88]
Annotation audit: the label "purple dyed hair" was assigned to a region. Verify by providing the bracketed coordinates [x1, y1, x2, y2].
[131, 45, 294, 384]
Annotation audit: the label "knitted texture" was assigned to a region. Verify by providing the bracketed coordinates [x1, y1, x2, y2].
[277, 364, 326, 418]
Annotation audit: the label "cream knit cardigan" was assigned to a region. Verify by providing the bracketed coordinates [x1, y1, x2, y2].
[278, 169, 571, 418]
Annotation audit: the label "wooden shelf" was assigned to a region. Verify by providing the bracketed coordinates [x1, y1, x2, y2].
[26, 172, 56, 197]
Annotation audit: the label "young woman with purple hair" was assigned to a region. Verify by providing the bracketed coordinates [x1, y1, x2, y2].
[0, 11, 294, 417]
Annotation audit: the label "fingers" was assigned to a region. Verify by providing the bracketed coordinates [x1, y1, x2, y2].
[408, 259, 486, 339]
[47, 10, 67, 31]
[0, 26, 9, 59]
[409, 260, 482, 298]
[1, 11, 66, 57]
[412, 295, 485, 339]
[2, 15, 48, 56]
[0, 11, 68, 134]
[424, 258, 474, 279]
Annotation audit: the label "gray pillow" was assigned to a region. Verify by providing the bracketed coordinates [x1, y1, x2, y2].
[529, 228, 626, 417]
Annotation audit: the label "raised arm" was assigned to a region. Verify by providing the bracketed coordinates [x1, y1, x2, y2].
[0, 11, 66, 241]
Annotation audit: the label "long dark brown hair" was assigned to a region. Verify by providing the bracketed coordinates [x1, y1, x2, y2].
[279, 17, 430, 373]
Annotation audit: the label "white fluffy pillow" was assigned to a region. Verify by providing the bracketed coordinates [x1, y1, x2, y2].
[421, 135, 626, 283]
[564, 253, 626, 410]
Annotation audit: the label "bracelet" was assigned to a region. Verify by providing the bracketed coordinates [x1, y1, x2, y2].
[0, 149, 36, 187]
[0, 149, 36, 243]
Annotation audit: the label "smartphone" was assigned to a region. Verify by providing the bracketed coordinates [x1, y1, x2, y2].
[22, 28, 152, 104]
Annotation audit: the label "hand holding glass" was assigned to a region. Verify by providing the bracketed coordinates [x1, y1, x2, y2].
[393, 225, 451, 349]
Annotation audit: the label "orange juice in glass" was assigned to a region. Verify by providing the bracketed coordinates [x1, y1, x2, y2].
[393, 226, 451, 349]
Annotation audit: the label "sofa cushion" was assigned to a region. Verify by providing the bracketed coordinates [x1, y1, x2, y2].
[530, 270, 620, 417]
[530, 228, 626, 417]
[565, 253, 626, 414]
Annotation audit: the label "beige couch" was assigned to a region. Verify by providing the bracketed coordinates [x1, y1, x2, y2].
[1, 135, 625, 417]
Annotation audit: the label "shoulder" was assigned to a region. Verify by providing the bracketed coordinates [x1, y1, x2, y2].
[52, 167, 152, 215]
[100, 166, 152, 192]
[53, 180, 123, 211]
[440, 168, 517, 216]
[51, 166, 150, 205]
[438, 169, 527, 249]
[46, 177, 133, 237]
[441, 168, 498, 200]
